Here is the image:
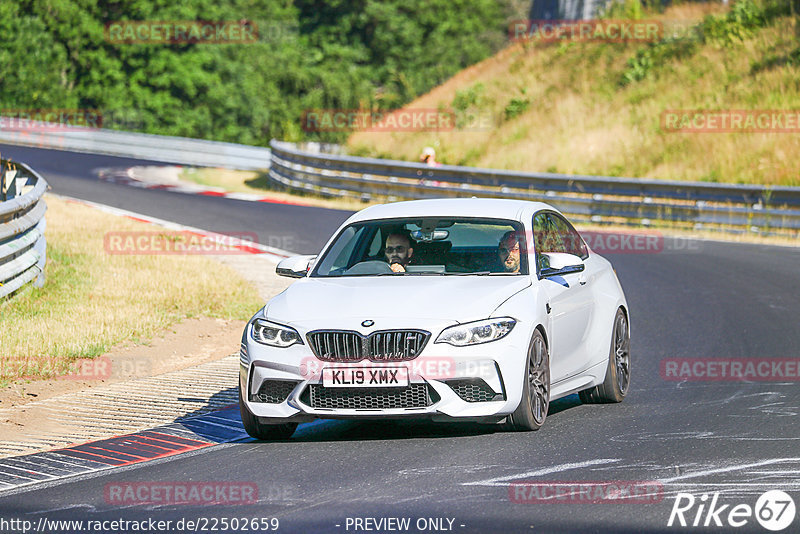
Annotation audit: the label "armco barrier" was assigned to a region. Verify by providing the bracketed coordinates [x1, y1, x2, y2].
[0, 159, 47, 299]
[0, 123, 271, 170]
[269, 140, 800, 235]
[1, 120, 798, 235]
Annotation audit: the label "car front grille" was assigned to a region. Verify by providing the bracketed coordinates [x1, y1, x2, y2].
[251, 380, 300, 403]
[307, 330, 430, 362]
[445, 379, 504, 403]
[303, 383, 437, 410]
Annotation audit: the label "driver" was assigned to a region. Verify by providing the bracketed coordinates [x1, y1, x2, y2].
[498, 230, 522, 273]
[384, 231, 414, 273]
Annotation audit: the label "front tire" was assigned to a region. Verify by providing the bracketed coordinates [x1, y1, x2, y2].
[506, 329, 550, 431]
[579, 308, 630, 404]
[239, 386, 298, 440]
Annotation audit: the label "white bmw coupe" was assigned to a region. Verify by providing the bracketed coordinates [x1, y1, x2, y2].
[239, 198, 630, 439]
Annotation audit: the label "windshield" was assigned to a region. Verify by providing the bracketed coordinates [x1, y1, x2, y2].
[311, 218, 527, 277]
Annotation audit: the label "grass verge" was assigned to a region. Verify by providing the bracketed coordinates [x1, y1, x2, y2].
[0, 195, 263, 386]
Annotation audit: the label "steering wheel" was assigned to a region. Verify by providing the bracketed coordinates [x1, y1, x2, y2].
[344, 260, 395, 275]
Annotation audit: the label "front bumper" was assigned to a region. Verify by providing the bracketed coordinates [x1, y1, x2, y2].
[239, 322, 530, 423]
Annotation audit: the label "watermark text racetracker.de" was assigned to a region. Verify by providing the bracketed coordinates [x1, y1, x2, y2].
[103, 230, 292, 255]
[509, 19, 664, 43]
[580, 230, 703, 254]
[1, 355, 150, 381]
[105, 20, 259, 44]
[104, 481, 262, 506]
[660, 358, 800, 382]
[299, 356, 497, 382]
[301, 108, 494, 132]
[0, 109, 102, 132]
[509, 480, 663, 503]
[662, 110, 800, 133]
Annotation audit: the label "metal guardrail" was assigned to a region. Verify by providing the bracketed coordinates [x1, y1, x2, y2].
[1, 159, 47, 299]
[0, 122, 271, 170]
[2, 122, 797, 235]
[269, 140, 800, 235]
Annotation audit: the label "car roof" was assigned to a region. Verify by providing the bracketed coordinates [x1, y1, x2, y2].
[346, 198, 557, 224]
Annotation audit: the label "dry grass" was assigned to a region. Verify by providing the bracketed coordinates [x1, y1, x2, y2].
[0, 195, 263, 384]
[348, 3, 800, 186]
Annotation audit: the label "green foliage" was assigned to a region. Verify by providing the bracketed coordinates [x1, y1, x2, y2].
[452, 82, 491, 129]
[701, 0, 766, 46]
[621, 35, 698, 85]
[503, 89, 530, 121]
[0, 0, 512, 145]
[452, 83, 487, 112]
[622, 48, 655, 84]
[620, 0, 784, 85]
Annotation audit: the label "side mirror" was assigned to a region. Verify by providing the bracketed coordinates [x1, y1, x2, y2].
[276, 255, 317, 278]
[539, 253, 584, 278]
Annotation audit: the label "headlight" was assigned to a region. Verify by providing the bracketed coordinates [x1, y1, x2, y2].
[251, 319, 303, 347]
[435, 318, 516, 346]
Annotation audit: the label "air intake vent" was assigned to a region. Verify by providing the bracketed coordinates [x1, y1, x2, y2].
[251, 380, 300, 403]
[445, 379, 504, 403]
[303, 384, 437, 410]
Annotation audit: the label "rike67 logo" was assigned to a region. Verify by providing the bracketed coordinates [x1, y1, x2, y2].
[668, 491, 796, 531]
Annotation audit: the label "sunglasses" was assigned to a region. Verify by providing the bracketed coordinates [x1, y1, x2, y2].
[385, 246, 407, 254]
[499, 246, 520, 255]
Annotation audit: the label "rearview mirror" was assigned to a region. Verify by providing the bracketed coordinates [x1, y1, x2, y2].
[411, 229, 449, 242]
[539, 253, 584, 278]
[276, 255, 317, 278]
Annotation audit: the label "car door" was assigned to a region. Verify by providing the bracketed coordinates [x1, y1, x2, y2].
[533, 212, 596, 382]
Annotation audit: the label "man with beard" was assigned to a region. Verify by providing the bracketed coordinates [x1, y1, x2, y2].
[497, 230, 522, 273]
[384, 231, 415, 273]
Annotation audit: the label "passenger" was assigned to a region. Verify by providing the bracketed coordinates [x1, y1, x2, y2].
[384, 231, 415, 273]
[498, 230, 522, 273]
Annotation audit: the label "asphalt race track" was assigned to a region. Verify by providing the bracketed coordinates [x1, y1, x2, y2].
[0, 144, 352, 254]
[1, 144, 799, 533]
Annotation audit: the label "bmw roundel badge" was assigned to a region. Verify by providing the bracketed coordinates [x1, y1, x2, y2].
[361, 319, 375, 327]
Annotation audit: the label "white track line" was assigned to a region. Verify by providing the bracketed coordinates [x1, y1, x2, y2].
[659, 458, 800, 484]
[462, 459, 621, 487]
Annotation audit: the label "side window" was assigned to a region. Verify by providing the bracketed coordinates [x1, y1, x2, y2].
[547, 213, 588, 259]
[533, 212, 549, 255]
[533, 212, 566, 255]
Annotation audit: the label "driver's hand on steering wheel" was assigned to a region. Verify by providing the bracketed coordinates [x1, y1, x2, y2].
[390, 262, 406, 273]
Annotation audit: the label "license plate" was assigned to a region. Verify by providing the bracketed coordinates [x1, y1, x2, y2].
[322, 367, 409, 388]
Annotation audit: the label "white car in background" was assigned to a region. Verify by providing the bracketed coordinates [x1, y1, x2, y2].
[239, 198, 630, 439]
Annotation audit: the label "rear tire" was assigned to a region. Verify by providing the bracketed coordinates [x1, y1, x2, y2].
[579, 308, 630, 404]
[505, 329, 550, 431]
[239, 386, 298, 440]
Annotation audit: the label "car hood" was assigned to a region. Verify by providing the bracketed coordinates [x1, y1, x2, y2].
[265, 275, 531, 325]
